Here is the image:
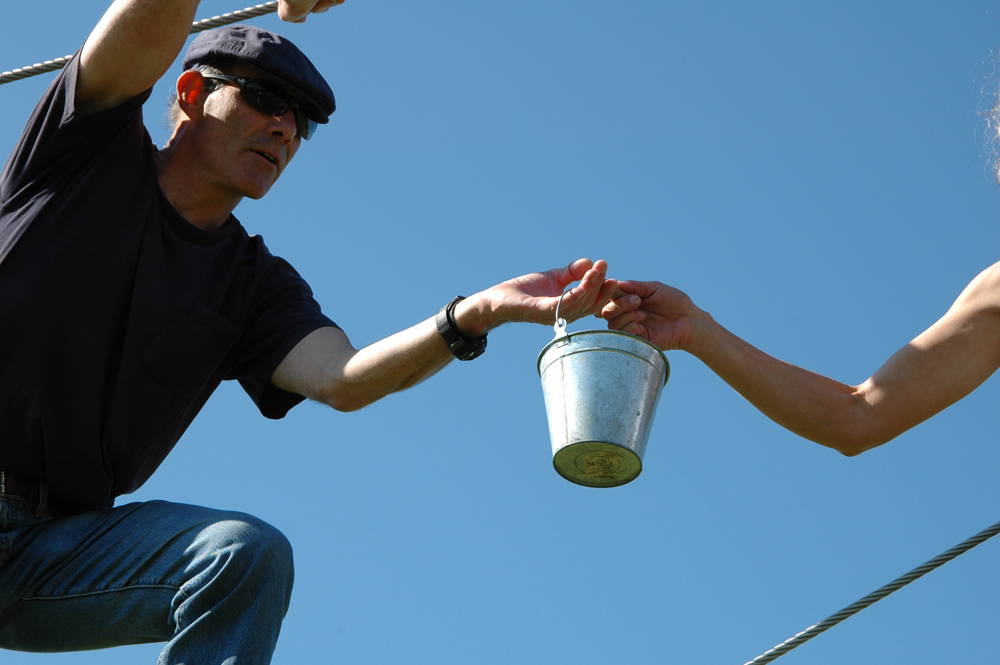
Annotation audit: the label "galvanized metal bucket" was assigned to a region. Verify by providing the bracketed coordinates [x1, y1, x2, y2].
[536, 308, 669, 488]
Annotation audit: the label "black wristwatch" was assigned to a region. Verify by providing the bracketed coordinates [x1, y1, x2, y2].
[436, 296, 487, 361]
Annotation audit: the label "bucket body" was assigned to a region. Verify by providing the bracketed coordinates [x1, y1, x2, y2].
[536, 329, 668, 487]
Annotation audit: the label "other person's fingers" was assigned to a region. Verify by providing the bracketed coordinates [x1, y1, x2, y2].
[604, 307, 645, 331]
[600, 294, 641, 319]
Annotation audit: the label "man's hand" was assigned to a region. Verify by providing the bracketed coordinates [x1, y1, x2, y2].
[455, 258, 615, 336]
[600, 280, 703, 351]
[278, 0, 346, 23]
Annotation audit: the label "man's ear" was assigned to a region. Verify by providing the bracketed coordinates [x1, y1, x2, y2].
[176, 70, 209, 119]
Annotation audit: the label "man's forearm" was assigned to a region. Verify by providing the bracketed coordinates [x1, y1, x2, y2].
[318, 291, 503, 411]
[324, 318, 454, 411]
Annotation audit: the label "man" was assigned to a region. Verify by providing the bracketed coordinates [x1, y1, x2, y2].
[0, 1, 612, 661]
[600, 263, 1000, 455]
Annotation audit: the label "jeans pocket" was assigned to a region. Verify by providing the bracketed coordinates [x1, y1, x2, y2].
[0, 496, 51, 534]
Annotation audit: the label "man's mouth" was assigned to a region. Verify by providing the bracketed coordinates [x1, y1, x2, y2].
[252, 150, 279, 167]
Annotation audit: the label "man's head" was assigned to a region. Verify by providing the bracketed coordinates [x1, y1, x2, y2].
[182, 25, 335, 133]
[165, 26, 335, 201]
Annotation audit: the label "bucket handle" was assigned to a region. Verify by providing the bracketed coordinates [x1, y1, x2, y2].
[553, 290, 569, 338]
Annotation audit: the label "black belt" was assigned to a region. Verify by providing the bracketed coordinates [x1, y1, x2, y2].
[0, 470, 43, 501]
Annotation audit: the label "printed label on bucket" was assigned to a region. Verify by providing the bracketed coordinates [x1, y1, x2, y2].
[552, 441, 643, 488]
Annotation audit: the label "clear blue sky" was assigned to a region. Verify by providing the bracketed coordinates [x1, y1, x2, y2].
[2, 2, 999, 664]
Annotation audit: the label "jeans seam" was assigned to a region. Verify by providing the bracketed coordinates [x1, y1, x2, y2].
[22, 583, 181, 601]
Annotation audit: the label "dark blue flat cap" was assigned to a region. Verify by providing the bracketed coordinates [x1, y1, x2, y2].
[183, 25, 335, 123]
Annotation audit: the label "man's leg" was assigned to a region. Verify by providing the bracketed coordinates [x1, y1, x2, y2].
[0, 498, 294, 664]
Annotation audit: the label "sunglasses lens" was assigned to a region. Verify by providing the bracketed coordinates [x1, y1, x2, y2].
[246, 86, 315, 141]
[297, 114, 317, 141]
[244, 87, 288, 118]
[207, 76, 317, 141]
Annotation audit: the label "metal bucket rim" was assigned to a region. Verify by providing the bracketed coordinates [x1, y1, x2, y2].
[536, 328, 669, 385]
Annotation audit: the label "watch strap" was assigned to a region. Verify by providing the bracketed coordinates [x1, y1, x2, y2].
[436, 296, 487, 361]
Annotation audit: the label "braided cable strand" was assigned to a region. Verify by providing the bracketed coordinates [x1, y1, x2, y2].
[0, 2, 279, 86]
[743, 519, 1000, 665]
[0, 58, 73, 85]
[190, 1, 279, 32]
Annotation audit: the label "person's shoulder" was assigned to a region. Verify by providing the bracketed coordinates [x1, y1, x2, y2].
[955, 261, 1000, 315]
[972, 260, 1000, 293]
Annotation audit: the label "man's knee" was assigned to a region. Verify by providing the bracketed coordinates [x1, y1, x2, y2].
[161, 511, 296, 651]
[188, 513, 295, 607]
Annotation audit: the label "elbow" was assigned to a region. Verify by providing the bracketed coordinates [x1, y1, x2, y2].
[822, 427, 895, 458]
[317, 384, 373, 413]
[832, 440, 873, 457]
[324, 397, 367, 413]
[323, 393, 374, 413]
[316, 370, 419, 413]
[814, 395, 895, 457]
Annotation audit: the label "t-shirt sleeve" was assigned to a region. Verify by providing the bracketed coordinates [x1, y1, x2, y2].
[0, 51, 152, 204]
[229, 254, 339, 419]
[0, 52, 153, 266]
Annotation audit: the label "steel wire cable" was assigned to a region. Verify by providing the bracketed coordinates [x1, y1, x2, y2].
[5, 6, 999, 664]
[743, 518, 1000, 665]
[0, 2, 280, 86]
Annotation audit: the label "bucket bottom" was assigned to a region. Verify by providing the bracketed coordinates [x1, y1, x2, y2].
[552, 441, 642, 488]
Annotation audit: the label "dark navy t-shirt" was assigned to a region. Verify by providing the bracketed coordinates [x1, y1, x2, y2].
[0, 55, 337, 513]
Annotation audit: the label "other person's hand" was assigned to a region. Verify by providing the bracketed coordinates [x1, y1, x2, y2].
[279, 0, 346, 23]
[600, 280, 702, 351]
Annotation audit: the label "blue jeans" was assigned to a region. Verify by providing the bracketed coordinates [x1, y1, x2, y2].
[0, 497, 294, 664]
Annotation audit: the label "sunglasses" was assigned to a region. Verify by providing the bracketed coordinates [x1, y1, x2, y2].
[201, 73, 317, 141]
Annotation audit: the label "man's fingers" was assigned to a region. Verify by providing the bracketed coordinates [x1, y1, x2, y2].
[562, 258, 608, 286]
[559, 267, 611, 319]
[555, 258, 591, 285]
[278, 3, 308, 22]
[314, 0, 345, 12]
[578, 266, 607, 295]
[279, 0, 343, 22]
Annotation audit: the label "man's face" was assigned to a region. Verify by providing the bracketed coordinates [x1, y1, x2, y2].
[191, 64, 303, 200]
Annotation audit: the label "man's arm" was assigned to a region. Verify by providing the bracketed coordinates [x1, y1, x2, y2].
[601, 261, 1000, 455]
[273, 258, 612, 412]
[76, 0, 339, 114]
[77, 0, 202, 114]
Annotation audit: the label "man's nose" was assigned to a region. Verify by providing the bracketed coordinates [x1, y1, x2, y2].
[269, 110, 299, 141]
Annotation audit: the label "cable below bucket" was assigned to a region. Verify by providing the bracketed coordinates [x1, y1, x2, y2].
[0, 2, 280, 86]
[742, 518, 1000, 665]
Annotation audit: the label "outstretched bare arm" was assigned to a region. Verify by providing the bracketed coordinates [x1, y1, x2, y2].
[601, 262, 1000, 455]
[273, 258, 615, 412]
